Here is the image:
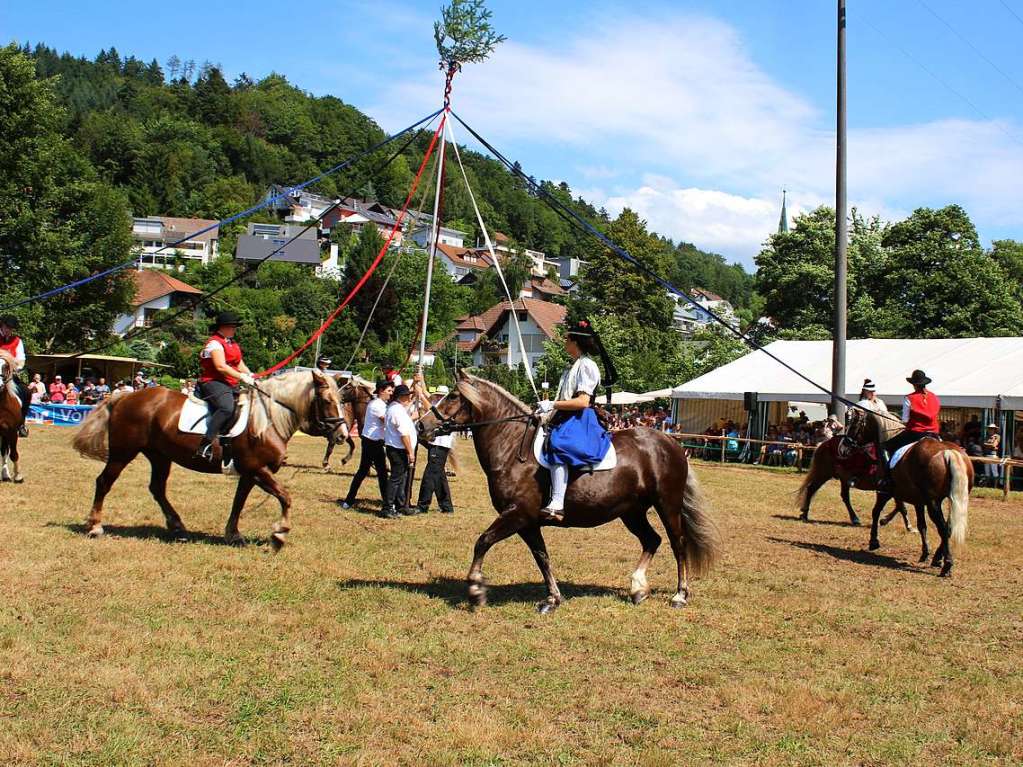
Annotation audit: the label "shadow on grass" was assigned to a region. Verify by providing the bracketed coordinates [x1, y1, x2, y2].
[337, 576, 624, 608]
[47, 522, 270, 547]
[766, 536, 919, 573]
[770, 513, 860, 528]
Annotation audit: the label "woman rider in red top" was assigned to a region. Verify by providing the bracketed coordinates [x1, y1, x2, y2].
[877, 369, 941, 489]
[196, 311, 255, 462]
[0, 315, 31, 437]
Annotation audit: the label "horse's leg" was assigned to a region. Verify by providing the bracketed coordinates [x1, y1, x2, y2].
[880, 499, 913, 531]
[224, 474, 255, 545]
[915, 504, 930, 563]
[517, 525, 562, 614]
[798, 475, 829, 521]
[9, 434, 21, 483]
[0, 433, 9, 481]
[322, 435, 335, 470]
[253, 467, 292, 552]
[839, 480, 860, 525]
[867, 493, 889, 550]
[342, 436, 355, 466]
[620, 510, 662, 605]
[651, 503, 690, 609]
[85, 450, 137, 537]
[925, 501, 953, 576]
[467, 507, 530, 608]
[146, 455, 187, 540]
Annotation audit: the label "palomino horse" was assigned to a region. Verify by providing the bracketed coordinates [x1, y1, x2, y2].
[417, 372, 722, 613]
[797, 435, 914, 530]
[73, 369, 342, 549]
[0, 352, 25, 484]
[847, 410, 973, 577]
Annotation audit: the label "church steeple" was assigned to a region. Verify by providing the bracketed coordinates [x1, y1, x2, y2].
[778, 189, 789, 234]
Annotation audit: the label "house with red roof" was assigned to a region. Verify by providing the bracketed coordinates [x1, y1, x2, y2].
[113, 270, 203, 336]
[431, 297, 567, 369]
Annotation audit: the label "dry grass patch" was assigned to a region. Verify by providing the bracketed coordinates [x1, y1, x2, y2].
[0, 427, 1021, 765]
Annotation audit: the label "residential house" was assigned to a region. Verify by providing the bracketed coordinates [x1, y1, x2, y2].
[435, 243, 491, 281]
[132, 216, 220, 269]
[670, 287, 739, 336]
[410, 224, 466, 250]
[265, 185, 335, 223]
[432, 298, 567, 369]
[520, 275, 566, 302]
[234, 222, 335, 274]
[114, 269, 202, 336]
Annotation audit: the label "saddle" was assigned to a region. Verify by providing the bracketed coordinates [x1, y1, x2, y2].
[177, 393, 250, 438]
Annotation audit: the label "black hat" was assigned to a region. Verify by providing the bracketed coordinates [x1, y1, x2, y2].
[0, 315, 18, 330]
[907, 369, 931, 386]
[375, 378, 394, 393]
[211, 311, 243, 329]
[566, 318, 596, 338]
[317, 355, 332, 367]
[392, 384, 412, 399]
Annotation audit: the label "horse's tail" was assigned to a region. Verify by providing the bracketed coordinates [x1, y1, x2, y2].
[945, 449, 970, 551]
[680, 467, 723, 577]
[72, 393, 122, 462]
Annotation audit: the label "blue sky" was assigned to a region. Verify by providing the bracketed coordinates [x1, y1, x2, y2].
[4, 0, 1022, 266]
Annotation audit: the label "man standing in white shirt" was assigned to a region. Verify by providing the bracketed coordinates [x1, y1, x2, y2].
[413, 384, 455, 514]
[381, 384, 417, 519]
[339, 379, 393, 510]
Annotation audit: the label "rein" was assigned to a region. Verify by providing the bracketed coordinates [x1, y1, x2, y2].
[434, 409, 538, 464]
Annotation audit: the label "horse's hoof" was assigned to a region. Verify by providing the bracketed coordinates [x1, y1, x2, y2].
[918, 552, 929, 564]
[224, 533, 244, 546]
[868, 539, 880, 551]
[939, 562, 953, 578]
[270, 532, 286, 553]
[849, 516, 861, 526]
[86, 525, 104, 538]
[536, 598, 560, 615]
[13, 476, 24, 484]
[467, 582, 487, 608]
[930, 556, 943, 568]
[798, 513, 809, 522]
[630, 591, 649, 606]
[669, 595, 688, 609]
[169, 528, 189, 542]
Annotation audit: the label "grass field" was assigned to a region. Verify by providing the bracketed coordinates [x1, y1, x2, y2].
[1, 426, 1021, 766]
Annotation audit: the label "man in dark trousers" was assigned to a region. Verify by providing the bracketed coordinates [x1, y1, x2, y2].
[413, 384, 455, 514]
[381, 383, 417, 519]
[339, 378, 393, 510]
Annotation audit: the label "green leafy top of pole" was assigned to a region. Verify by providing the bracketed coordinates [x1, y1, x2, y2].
[434, 0, 505, 84]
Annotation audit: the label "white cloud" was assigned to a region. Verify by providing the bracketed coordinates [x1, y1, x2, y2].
[364, 10, 1023, 262]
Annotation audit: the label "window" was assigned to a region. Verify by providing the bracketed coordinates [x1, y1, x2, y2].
[142, 308, 160, 327]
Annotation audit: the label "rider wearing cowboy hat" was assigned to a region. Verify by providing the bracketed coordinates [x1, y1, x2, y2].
[877, 369, 941, 489]
[537, 319, 613, 520]
[0, 315, 31, 437]
[196, 311, 255, 462]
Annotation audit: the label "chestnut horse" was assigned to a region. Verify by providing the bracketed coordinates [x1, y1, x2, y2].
[319, 376, 373, 470]
[417, 372, 722, 613]
[72, 369, 341, 549]
[797, 435, 914, 531]
[847, 410, 973, 576]
[0, 352, 25, 483]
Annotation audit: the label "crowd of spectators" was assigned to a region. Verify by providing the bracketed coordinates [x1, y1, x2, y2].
[24, 370, 161, 406]
[604, 405, 675, 432]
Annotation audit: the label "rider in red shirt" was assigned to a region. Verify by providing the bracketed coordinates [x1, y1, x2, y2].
[878, 369, 941, 489]
[0, 315, 31, 437]
[196, 311, 255, 462]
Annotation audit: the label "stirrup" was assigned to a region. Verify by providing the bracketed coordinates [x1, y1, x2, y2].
[540, 506, 565, 521]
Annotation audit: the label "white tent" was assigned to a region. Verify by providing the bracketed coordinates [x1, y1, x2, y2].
[672, 338, 1023, 409]
[606, 391, 654, 406]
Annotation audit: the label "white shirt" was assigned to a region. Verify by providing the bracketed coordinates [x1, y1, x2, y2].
[362, 397, 387, 442]
[856, 396, 888, 415]
[430, 432, 454, 449]
[2, 337, 25, 369]
[384, 400, 417, 451]
[556, 356, 600, 401]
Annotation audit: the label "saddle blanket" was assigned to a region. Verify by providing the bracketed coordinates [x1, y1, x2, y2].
[177, 395, 249, 439]
[533, 427, 617, 472]
[889, 443, 915, 469]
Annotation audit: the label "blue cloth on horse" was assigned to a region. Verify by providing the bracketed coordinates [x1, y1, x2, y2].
[544, 408, 611, 467]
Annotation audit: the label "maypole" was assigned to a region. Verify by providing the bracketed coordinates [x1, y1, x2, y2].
[416, 0, 505, 375]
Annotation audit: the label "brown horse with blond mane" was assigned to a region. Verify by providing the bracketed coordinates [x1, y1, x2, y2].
[73, 369, 342, 549]
[0, 351, 25, 484]
[417, 371, 722, 613]
[846, 409, 973, 576]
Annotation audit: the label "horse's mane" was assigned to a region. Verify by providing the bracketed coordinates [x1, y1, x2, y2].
[0, 351, 13, 386]
[249, 369, 337, 439]
[459, 373, 531, 417]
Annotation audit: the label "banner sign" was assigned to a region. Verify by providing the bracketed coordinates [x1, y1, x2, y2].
[28, 403, 94, 426]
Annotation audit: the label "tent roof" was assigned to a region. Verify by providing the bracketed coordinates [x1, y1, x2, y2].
[672, 338, 1023, 409]
[29, 353, 168, 367]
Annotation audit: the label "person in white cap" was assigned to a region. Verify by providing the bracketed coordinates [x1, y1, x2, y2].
[412, 383, 455, 514]
[982, 423, 1001, 485]
[856, 378, 888, 416]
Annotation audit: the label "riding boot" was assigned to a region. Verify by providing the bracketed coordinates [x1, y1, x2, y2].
[540, 464, 568, 520]
[195, 437, 219, 464]
[876, 449, 893, 494]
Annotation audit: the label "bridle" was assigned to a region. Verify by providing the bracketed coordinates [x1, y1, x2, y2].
[249, 379, 344, 437]
[426, 390, 539, 463]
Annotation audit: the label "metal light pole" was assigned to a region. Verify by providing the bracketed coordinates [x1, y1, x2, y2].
[832, 0, 848, 419]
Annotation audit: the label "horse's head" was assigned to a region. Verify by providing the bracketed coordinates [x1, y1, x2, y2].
[305, 369, 344, 437]
[417, 370, 493, 442]
[0, 353, 9, 384]
[845, 407, 879, 447]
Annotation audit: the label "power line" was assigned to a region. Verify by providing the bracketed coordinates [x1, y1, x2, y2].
[999, 0, 1023, 29]
[863, 16, 1023, 148]
[917, 0, 1023, 98]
